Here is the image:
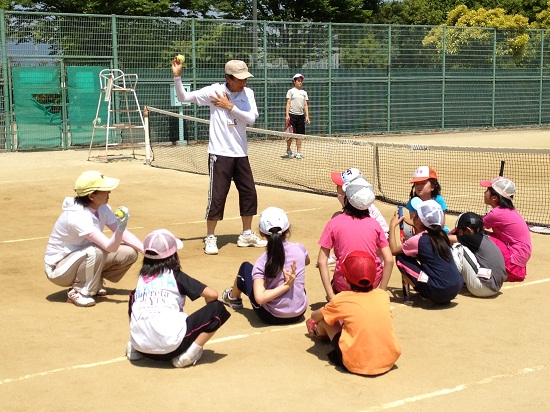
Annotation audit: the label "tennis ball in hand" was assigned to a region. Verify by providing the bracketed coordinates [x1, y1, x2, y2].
[175, 54, 185, 63]
[114, 208, 125, 219]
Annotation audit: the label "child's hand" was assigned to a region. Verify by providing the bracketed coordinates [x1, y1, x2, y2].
[283, 260, 297, 286]
[389, 208, 404, 228]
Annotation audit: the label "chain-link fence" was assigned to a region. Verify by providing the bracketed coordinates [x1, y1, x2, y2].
[1, 11, 550, 151]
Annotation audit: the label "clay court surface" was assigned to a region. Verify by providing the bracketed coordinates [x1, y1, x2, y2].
[1, 128, 550, 411]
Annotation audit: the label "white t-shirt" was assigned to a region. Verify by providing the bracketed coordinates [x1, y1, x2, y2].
[286, 87, 309, 115]
[174, 78, 258, 157]
[44, 197, 117, 266]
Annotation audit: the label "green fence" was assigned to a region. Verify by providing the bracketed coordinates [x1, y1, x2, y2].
[1, 11, 550, 151]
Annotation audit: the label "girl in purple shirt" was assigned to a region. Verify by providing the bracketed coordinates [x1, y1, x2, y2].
[480, 177, 532, 282]
[222, 207, 310, 325]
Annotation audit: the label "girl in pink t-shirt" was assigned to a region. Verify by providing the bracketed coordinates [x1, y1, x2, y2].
[317, 178, 393, 301]
[480, 177, 532, 282]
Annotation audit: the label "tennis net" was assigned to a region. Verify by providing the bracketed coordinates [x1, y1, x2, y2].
[144, 106, 550, 227]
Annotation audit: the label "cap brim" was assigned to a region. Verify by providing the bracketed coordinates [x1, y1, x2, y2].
[479, 180, 493, 187]
[330, 172, 344, 186]
[100, 177, 120, 191]
[410, 176, 429, 183]
[232, 72, 254, 79]
[410, 197, 422, 211]
[175, 238, 184, 250]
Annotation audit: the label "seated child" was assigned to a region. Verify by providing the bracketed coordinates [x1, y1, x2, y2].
[480, 177, 532, 282]
[389, 198, 463, 304]
[222, 207, 309, 325]
[317, 177, 393, 300]
[404, 166, 450, 235]
[306, 251, 401, 376]
[448, 212, 507, 297]
[126, 229, 230, 368]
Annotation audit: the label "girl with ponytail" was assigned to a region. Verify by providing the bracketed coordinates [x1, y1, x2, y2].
[222, 207, 310, 325]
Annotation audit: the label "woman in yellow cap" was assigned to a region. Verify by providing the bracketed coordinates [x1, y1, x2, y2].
[44, 171, 144, 307]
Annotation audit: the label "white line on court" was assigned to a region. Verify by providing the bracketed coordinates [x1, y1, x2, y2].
[0, 323, 304, 386]
[0, 208, 321, 244]
[362, 366, 545, 411]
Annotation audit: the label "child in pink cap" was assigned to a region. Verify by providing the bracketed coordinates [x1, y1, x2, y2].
[480, 177, 531, 281]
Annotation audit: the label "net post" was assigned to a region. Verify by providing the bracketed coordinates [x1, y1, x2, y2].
[143, 106, 151, 165]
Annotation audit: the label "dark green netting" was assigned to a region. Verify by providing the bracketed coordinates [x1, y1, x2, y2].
[12, 66, 62, 149]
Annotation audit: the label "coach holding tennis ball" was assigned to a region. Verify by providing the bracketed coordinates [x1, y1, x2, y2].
[172, 56, 266, 255]
[44, 171, 144, 307]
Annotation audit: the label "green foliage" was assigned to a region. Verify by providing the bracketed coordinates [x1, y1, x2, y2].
[15, 0, 174, 16]
[422, 6, 531, 63]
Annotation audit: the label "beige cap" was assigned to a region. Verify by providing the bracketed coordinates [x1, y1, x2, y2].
[74, 171, 120, 196]
[225, 60, 254, 79]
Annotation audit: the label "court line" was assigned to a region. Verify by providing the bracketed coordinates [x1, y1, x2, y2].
[0, 323, 303, 386]
[362, 365, 545, 411]
[0, 208, 321, 243]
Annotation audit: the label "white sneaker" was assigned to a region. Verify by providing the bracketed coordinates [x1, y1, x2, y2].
[204, 236, 219, 255]
[295, 153, 302, 159]
[67, 289, 96, 307]
[126, 341, 143, 361]
[237, 232, 267, 248]
[172, 347, 204, 368]
[286, 150, 294, 158]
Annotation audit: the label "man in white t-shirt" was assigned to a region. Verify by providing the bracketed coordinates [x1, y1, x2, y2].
[172, 58, 267, 255]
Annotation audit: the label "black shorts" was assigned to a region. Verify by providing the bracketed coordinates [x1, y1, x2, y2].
[289, 113, 306, 135]
[206, 154, 258, 220]
[141, 300, 231, 362]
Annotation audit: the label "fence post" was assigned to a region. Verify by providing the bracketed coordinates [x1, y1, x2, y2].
[328, 22, 332, 135]
[1, 9, 12, 152]
[442, 26, 446, 131]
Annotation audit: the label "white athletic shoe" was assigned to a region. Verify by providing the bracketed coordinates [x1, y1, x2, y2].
[237, 232, 267, 248]
[286, 149, 294, 158]
[67, 289, 96, 307]
[294, 153, 303, 159]
[126, 341, 143, 361]
[204, 236, 219, 255]
[172, 347, 204, 368]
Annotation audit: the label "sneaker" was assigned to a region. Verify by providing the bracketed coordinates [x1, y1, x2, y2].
[222, 288, 243, 309]
[67, 289, 96, 307]
[237, 232, 267, 248]
[295, 153, 302, 159]
[204, 236, 219, 255]
[286, 149, 294, 158]
[172, 347, 204, 368]
[126, 341, 143, 361]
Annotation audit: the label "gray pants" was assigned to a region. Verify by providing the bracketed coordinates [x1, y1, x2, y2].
[452, 244, 496, 298]
[44, 245, 138, 296]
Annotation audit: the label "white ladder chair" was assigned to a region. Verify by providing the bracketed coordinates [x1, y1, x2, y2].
[88, 69, 146, 161]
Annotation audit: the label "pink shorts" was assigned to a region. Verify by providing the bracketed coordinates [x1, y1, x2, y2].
[489, 235, 527, 282]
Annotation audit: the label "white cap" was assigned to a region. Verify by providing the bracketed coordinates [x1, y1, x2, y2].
[259, 207, 290, 235]
[410, 197, 444, 228]
[480, 177, 515, 199]
[293, 73, 304, 80]
[343, 178, 375, 211]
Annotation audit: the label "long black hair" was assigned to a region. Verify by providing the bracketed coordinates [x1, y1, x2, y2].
[425, 226, 452, 261]
[139, 252, 181, 277]
[488, 187, 515, 210]
[342, 200, 371, 219]
[264, 228, 289, 279]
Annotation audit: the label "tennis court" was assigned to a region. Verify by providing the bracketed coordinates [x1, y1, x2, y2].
[1, 128, 550, 411]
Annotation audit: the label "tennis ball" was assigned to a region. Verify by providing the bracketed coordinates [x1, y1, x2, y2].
[114, 208, 125, 219]
[176, 54, 185, 63]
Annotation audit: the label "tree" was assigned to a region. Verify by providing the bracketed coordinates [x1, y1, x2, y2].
[8, 0, 175, 16]
[422, 5, 531, 65]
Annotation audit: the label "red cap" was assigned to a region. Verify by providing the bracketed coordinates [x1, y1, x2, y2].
[340, 251, 377, 288]
[410, 166, 438, 183]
